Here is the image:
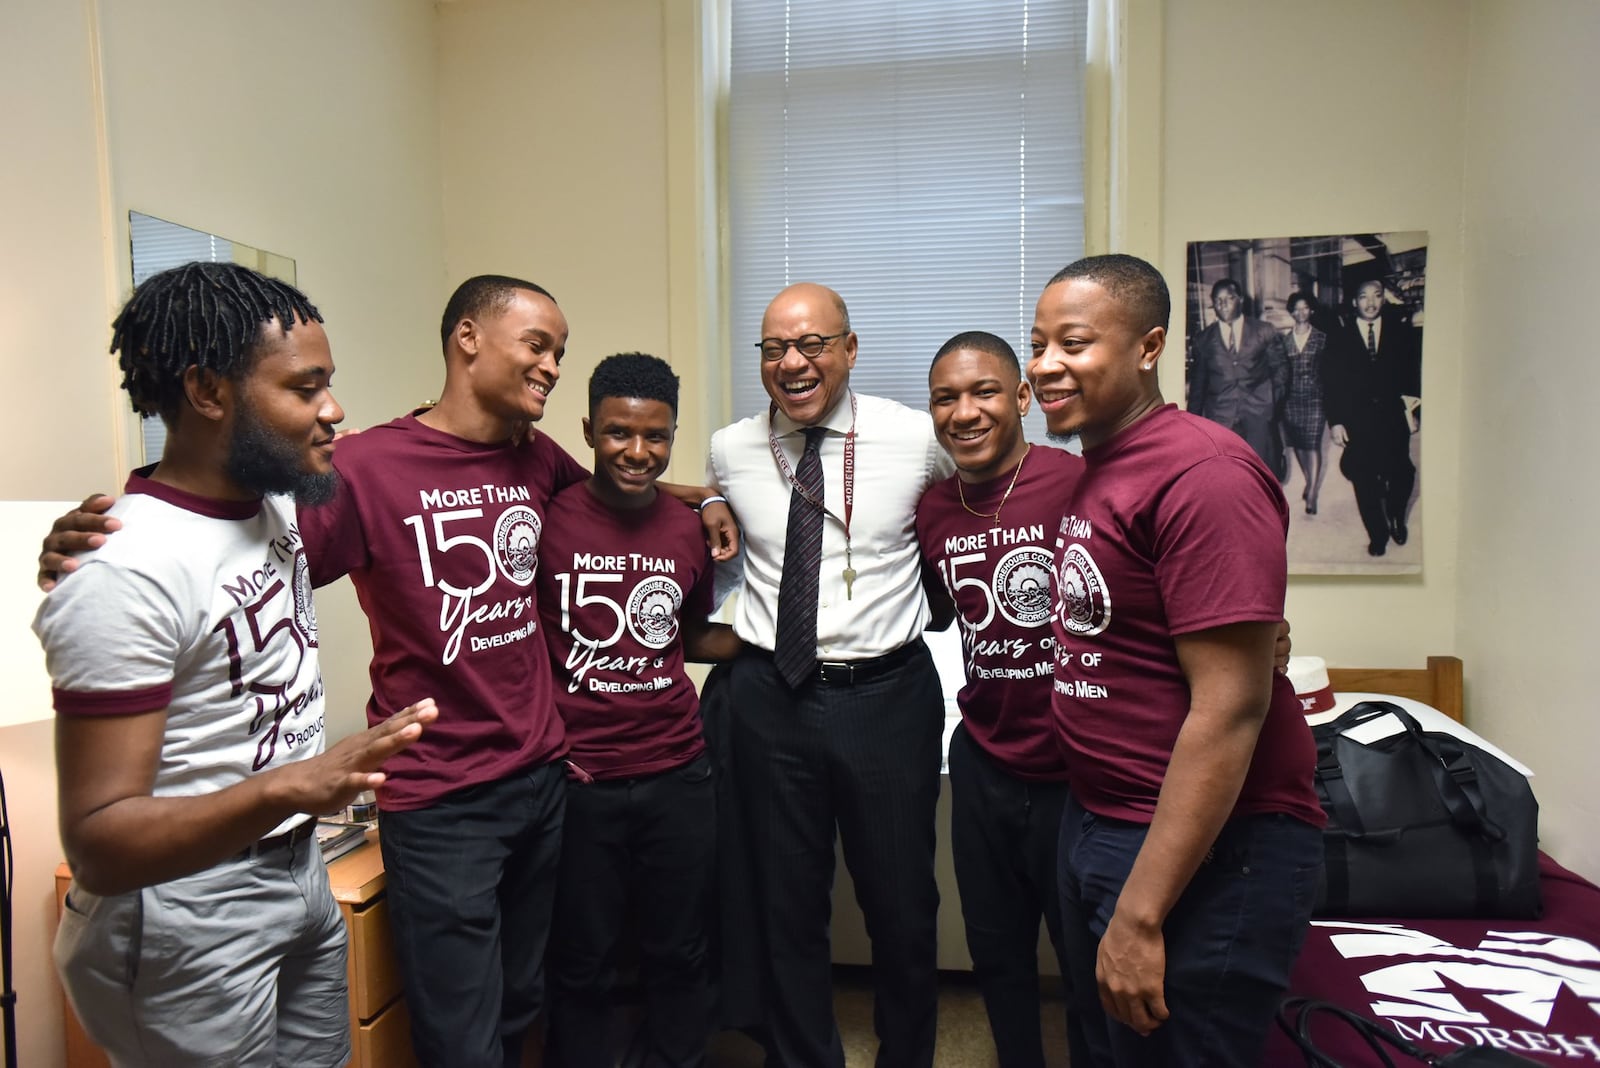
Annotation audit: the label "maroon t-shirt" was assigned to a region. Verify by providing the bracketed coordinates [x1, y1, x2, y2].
[1049, 405, 1323, 827]
[299, 415, 588, 811]
[536, 484, 713, 780]
[916, 446, 1083, 781]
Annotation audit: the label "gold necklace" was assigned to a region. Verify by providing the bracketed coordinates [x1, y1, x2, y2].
[957, 445, 1031, 528]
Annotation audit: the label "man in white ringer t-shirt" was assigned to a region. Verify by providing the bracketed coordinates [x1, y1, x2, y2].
[34, 262, 435, 1068]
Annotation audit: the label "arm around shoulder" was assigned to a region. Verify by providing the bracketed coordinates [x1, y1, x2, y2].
[683, 617, 744, 662]
[37, 493, 120, 592]
[921, 555, 955, 632]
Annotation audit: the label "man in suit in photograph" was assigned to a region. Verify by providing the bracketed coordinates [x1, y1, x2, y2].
[1323, 276, 1423, 556]
[1186, 277, 1286, 473]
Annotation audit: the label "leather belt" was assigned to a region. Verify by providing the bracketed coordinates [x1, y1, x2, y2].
[233, 817, 317, 861]
[815, 639, 924, 687]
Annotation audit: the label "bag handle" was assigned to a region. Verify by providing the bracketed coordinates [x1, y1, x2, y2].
[1276, 996, 1546, 1066]
[1320, 701, 1504, 841]
[1277, 996, 1407, 1066]
[1314, 711, 1369, 840]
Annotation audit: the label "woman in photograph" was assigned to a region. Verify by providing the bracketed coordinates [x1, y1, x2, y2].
[1280, 291, 1329, 514]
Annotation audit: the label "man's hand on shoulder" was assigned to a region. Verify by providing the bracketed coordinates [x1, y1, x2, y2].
[657, 482, 742, 561]
[39, 493, 120, 592]
[699, 499, 740, 562]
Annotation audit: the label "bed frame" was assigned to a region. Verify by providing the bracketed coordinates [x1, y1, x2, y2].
[1326, 655, 1464, 723]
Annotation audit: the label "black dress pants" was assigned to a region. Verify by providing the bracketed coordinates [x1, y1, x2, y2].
[1340, 426, 1414, 547]
[729, 642, 943, 1068]
[546, 755, 717, 1068]
[380, 763, 567, 1068]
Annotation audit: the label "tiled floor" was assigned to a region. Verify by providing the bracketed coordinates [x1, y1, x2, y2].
[706, 967, 1072, 1067]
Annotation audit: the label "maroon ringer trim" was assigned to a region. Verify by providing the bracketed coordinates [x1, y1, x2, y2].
[54, 683, 172, 717]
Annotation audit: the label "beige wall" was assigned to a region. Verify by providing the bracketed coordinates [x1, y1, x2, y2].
[0, 1, 447, 1063]
[1154, 0, 1599, 882]
[1, 0, 123, 500]
[1, 4, 133, 1062]
[94, 0, 450, 435]
[1456, 0, 1600, 878]
[436, 0, 721, 471]
[1159, 0, 1468, 668]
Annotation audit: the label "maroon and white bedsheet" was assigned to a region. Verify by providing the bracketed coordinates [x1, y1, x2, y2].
[1264, 853, 1600, 1065]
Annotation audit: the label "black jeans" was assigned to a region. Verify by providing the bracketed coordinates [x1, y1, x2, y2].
[1057, 790, 1322, 1067]
[546, 754, 717, 1068]
[380, 762, 567, 1068]
[947, 722, 1071, 1068]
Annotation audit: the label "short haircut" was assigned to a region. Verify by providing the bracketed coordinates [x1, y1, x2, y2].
[110, 261, 322, 424]
[439, 274, 555, 353]
[1286, 291, 1314, 314]
[828, 290, 852, 332]
[589, 352, 680, 417]
[1210, 277, 1243, 301]
[930, 331, 1020, 377]
[1048, 254, 1172, 334]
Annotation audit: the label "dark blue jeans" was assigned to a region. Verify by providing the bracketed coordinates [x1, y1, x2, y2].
[380, 762, 567, 1068]
[1057, 790, 1322, 1068]
[947, 721, 1071, 1068]
[545, 754, 717, 1068]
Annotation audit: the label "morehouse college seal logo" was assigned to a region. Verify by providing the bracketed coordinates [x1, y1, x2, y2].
[627, 577, 683, 649]
[1056, 543, 1110, 636]
[993, 546, 1053, 627]
[493, 506, 541, 586]
[291, 549, 319, 647]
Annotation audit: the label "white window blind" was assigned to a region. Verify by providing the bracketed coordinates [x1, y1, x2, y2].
[727, 0, 1087, 428]
[128, 212, 237, 465]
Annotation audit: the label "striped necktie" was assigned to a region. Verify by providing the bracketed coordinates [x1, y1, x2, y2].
[1366, 322, 1377, 354]
[773, 427, 827, 688]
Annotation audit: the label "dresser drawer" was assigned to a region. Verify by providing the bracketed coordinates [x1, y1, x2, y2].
[353, 995, 419, 1068]
[346, 895, 403, 1020]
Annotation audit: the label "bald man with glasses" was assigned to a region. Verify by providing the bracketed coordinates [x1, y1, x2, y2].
[707, 283, 954, 1068]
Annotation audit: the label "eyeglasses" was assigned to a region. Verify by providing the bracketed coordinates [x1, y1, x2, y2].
[755, 332, 847, 362]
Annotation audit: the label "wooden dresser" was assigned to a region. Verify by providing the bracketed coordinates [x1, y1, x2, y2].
[55, 835, 416, 1068]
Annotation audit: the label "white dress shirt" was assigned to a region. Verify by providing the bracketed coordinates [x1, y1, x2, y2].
[708, 391, 954, 661]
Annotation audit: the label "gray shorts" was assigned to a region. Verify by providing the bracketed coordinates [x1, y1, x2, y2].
[55, 835, 349, 1068]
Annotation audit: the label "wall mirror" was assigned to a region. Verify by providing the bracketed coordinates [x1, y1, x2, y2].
[127, 211, 296, 464]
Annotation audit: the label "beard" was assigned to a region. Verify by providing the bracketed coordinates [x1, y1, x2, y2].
[223, 402, 340, 505]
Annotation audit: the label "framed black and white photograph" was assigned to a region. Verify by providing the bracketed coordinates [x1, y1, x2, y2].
[1184, 231, 1427, 575]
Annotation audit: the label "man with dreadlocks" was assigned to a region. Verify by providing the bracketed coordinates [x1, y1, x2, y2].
[34, 261, 437, 1068]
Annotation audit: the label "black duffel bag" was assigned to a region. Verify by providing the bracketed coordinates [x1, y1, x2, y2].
[1311, 700, 1541, 918]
